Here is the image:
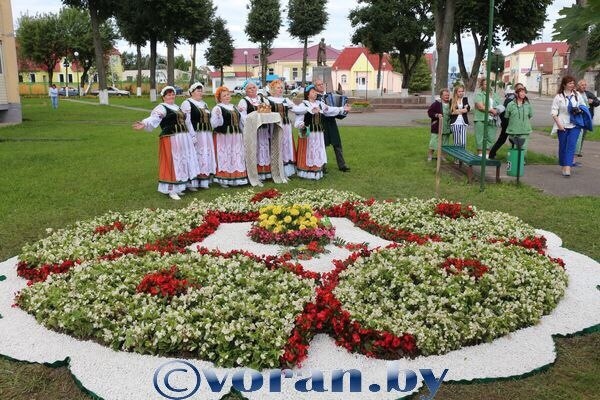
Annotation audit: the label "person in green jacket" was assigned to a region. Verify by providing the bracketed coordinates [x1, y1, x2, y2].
[473, 77, 503, 157]
[505, 86, 533, 158]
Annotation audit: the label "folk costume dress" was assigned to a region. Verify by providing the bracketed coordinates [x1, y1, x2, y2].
[267, 95, 297, 177]
[181, 98, 216, 189]
[140, 103, 201, 195]
[210, 103, 248, 186]
[238, 95, 272, 180]
[293, 100, 346, 180]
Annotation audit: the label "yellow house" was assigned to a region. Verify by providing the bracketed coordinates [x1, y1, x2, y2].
[331, 47, 402, 95]
[0, 0, 21, 123]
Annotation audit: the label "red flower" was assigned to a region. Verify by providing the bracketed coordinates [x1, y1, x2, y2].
[441, 257, 489, 279]
[250, 188, 281, 203]
[136, 266, 194, 298]
[434, 202, 475, 219]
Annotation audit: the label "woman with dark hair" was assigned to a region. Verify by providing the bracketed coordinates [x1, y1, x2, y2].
[210, 86, 248, 187]
[427, 89, 451, 161]
[292, 84, 350, 180]
[133, 86, 201, 200]
[551, 75, 584, 177]
[181, 82, 216, 189]
[505, 86, 533, 159]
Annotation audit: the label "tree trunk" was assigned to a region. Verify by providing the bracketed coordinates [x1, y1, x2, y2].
[136, 44, 142, 97]
[89, 4, 108, 104]
[302, 37, 308, 87]
[377, 53, 383, 90]
[166, 36, 175, 86]
[47, 65, 54, 85]
[261, 45, 268, 88]
[434, 0, 456, 93]
[149, 38, 157, 102]
[220, 66, 224, 86]
[189, 44, 197, 85]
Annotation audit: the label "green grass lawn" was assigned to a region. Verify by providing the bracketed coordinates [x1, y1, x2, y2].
[1, 97, 599, 400]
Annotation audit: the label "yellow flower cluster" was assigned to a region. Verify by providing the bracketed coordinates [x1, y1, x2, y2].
[257, 204, 319, 233]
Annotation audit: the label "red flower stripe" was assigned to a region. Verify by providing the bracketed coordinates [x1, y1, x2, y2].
[250, 188, 281, 203]
[440, 257, 489, 280]
[17, 259, 81, 285]
[93, 220, 125, 235]
[434, 202, 475, 219]
[136, 265, 193, 298]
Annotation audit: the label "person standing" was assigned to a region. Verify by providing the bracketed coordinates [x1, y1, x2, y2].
[49, 84, 59, 109]
[238, 82, 271, 180]
[132, 86, 201, 200]
[314, 79, 350, 172]
[181, 82, 216, 189]
[427, 89, 452, 161]
[489, 82, 525, 159]
[293, 84, 350, 180]
[211, 86, 248, 187]
[473, 78, 502, 157]
[505, 87, 533, 159]
[267, 79, 297, 177]
[449, 84, 470, 148]
[551, 75, 583, 177]
[574, 79, 600, 158]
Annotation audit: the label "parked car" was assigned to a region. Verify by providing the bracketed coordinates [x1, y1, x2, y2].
[57, 86, 79, 96]
[233, 86, 245, 97]
[173, 85, 184, 95]
[290, 86, 304, 96]
[90, 86, 131, 97]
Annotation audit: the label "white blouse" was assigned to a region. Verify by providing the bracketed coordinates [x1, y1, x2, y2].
[551, 91, 583, 132]
[141, 103, 180, 131]
[210, 103, 242, 131]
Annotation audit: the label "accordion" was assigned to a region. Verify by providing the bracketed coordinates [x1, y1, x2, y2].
[323, 93, 348, 118]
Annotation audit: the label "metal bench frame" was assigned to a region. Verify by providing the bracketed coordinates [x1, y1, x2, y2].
[441, 145, 501, 183]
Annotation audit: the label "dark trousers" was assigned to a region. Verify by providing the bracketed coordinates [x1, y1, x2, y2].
[489, 121, 513, 159]
[333, 146, 347, 169]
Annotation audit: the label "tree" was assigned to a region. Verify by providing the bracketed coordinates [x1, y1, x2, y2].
[62, 0, 119, 104]
[59, 7, 118, 91]
[246, 0, 282, 87]
[432, 0, 456, 92]
[180, 0, 215, 85]
[205, 17, 234, 86]
[174, 55, 191, 72]
[121, 51, 137, 70]
[349, 0, 395, 90]
[406, 56, 432, 93]
[16, 13, 64, 84]
[553, 0, 600, 75]
[454, 0, 553, 91]
[287, 0, 328, 86]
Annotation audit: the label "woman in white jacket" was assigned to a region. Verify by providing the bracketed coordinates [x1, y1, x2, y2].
[551, 75, 583, 177]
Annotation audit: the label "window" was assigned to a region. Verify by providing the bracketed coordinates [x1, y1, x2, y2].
[268, 68, 274, 75]
[253, 55, 259, 61]
[59, 74, 65, 83]
[30, 73, 36, 83]
[341, 74, 347, 83]
[68, 74, 73, 83]
[18, 74, 23, 83]
[292, 68, 298, 80]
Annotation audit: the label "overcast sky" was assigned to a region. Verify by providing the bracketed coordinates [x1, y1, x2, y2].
[11, 0, 575, 68]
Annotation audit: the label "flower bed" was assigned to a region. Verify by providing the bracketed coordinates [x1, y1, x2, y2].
[13, 189, 568, 370]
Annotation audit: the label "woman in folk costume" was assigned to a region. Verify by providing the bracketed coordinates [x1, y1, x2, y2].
[267, 79, 296, 177]
[181, 82, 216, 189]
[237, 82, 272, 180]
[292, 84, 350, 180]
[210, 86, 248, 187]
[132, 86, 201, 200]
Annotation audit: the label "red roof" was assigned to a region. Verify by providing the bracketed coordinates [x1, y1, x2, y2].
[508, 42, 569, 56]
[233, 44, 341, 65]
[331, 47, 393, 71]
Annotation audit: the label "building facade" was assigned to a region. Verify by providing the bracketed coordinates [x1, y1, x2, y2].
[0, 0, 21, 123]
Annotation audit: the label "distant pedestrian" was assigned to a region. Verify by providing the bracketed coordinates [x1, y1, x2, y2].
[551, 75, 584, 177]
[574, 79, 600, 158]
[49, 84, 59, 109]
[489, 82, 525, 159]
[427, 89, 451, 161]
[449, 84, 470, 148]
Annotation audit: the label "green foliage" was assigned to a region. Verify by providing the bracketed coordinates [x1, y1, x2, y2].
[246, 0, 282, 85]
[16, 13, 64, 84]
[173, 55, 190, 71]
[179, 0, 215, 46]
[205, 18, 234, 84]
[553, 1, 600, 69]
[408, 56, 431, 93]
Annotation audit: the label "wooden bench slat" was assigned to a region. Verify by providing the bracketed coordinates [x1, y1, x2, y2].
[440, 146, 501, 184]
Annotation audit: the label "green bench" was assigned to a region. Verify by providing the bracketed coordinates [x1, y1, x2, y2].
[441, 145, 501, 183]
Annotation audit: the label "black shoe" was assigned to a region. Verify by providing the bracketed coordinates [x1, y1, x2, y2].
[339, 166, 350, 172]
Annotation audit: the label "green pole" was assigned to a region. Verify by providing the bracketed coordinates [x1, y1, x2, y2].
[480, 0, 495, 191]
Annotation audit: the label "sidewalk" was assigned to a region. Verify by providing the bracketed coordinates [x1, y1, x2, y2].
[342, 109, 599, 197]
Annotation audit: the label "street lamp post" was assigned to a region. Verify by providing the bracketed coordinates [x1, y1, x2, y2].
[381, 62, 386, 96]
[73, 51, 80, 96]
[243, 50, 248, 79]
[63, 58, 70, 97]
[539, 63, 544, 95]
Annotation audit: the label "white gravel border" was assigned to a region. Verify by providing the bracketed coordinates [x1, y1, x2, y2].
[1, 226, 599, 400]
